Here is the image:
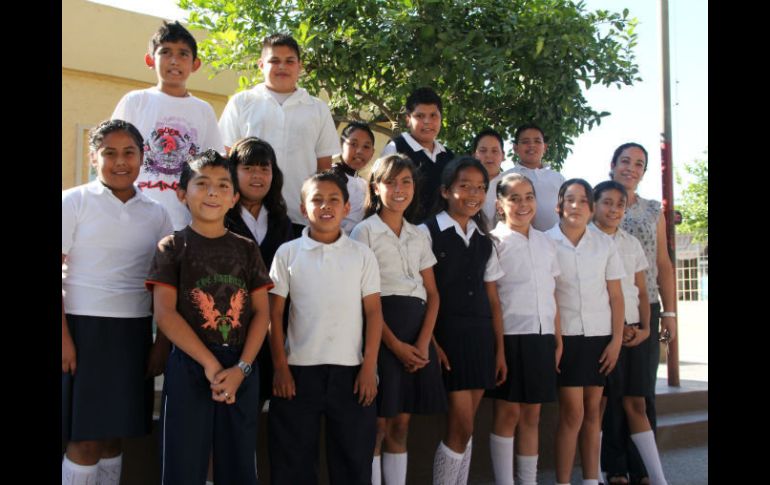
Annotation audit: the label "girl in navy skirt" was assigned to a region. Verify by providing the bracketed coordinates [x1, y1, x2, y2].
[545, 179, 625, 485]
[591, 181, 668, 485]
[486, 173, 562, 485]
[351, 154, 447, 485]
[62, 120, 173, 484]
[419, 156, 507, 485]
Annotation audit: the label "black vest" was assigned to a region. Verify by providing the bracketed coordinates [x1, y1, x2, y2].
[426, 216, 492, 319]
[392, 135, 455, 222]
[224, 207, 293, 271]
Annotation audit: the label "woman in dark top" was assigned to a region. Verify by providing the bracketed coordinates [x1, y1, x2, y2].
[225, 136, 294, 403]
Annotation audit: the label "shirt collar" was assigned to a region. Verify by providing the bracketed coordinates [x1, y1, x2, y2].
[368, 214, 420, 238]
[86, 179, 151, 204]
[299, 225, 350, 250]
[436, 210, 479, 238]
[402, 132, 446, 158]
[255, 83, 312, 105]
[493, 221, 528, 241]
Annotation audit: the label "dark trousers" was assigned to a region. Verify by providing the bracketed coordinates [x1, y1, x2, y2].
[601, 302, 660, 480]
[268, 365, 377, 485]
[159, 346, 260, 485]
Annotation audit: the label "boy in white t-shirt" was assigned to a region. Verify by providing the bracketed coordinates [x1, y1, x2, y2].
[112, 21, 225, 230]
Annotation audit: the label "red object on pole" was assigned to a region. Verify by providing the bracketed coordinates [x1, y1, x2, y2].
[659, 0, 679, 387]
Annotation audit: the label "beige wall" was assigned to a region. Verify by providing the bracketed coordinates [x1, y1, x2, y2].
[62, 0, 241, 189]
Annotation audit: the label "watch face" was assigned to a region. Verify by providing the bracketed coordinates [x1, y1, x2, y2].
[239, 361, 252, 376]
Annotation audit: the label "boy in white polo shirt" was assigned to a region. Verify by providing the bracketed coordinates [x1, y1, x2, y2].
[218, 34, 341, 236]
[267, 172, 385, 484]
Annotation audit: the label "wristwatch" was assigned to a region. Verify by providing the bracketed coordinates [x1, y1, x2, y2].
[237, 360, 252, 377]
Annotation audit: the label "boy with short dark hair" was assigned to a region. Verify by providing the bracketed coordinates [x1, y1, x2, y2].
[503, 123, 565, 231]
[146, 149, 272, 485]
[113, 21, 224, 231]
[219, 33, 341, 235]
[267, 172, 384, 484]
[381, 86, 455, 221]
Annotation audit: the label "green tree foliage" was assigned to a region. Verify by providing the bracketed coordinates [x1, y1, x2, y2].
[181, 0, 639, 169]
[676, 153, 708, 242]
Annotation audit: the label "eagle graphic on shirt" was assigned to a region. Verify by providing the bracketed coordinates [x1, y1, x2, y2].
[143, 120, 201, 177]
[190, 288, 246, 342]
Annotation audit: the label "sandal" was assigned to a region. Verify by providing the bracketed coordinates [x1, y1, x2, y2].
[608, 474, 630, 485]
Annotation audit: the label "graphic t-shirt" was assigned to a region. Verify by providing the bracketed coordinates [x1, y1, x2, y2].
[112, 88, 225, 230]
[146, 227, 273, 347]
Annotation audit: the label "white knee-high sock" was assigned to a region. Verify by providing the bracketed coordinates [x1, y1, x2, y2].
[96, 454, 122, 485]
[432, 441, 463, 485]
[489, 433, 514, 485]
[456, 437, 473, 485]
[62, 456, 98, 485]
[372, 455, 382, 485]
[630, 431, 667, 485]
[382, 452, 407, 485]
[598, 431, 604, 484]
[581, 480, 599, 485]
[515, 454, 538, 485]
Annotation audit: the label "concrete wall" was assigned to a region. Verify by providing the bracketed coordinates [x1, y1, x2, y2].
[61, 0, 241, 189]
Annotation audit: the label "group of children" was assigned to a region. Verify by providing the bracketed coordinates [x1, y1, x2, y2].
[62, 21, 671, 485]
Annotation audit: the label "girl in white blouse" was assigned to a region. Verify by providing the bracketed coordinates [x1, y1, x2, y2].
[350, 154, 446, 485]
[545, 178, 625, 485]
[487, 173, 562, 485]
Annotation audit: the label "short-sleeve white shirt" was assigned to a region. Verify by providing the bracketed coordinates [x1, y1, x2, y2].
[589, 224, 649, 324]
[491, 222, 560, 335]
[350, 214, 437, 300]
[62, 180, 174, 318]
[545, 224, 625, 336]
[218, 83, 342, 225]
[112, 87, 224, 230]
[269, 228, 381, 366]
[418, 211, 504, 282]
[342, 173, 368, 235]
[503, 164, 565, 232]
[381, 132, 447, 163]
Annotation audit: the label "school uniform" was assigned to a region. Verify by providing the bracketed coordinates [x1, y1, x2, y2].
[225, 205, 294, 402]
[545, 224, 625, 387]
[62, 180, 173, 442]
[589, 224, 651, 398]
[486, 222, 560, 403]
[419, 211, 504, 391]
[267, 227, 381, 485]
[146, 228, 273, 485]
[218, 83, 342, 226]
[382, 133, 455, 222]
[350, 214, 448, 417]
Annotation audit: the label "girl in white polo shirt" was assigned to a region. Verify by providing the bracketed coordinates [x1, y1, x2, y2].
[591, 180, 668, 485]
[351, 154, 447, 485]
[62, 120, 173, 485]
[545, 178, 625, 485]
[486, 173, 562, 485]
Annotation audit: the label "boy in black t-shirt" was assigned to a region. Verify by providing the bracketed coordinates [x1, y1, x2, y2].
[146, 149, 273, 485]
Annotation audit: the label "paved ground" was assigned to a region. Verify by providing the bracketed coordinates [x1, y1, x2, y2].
[473, 445, 708, 484]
